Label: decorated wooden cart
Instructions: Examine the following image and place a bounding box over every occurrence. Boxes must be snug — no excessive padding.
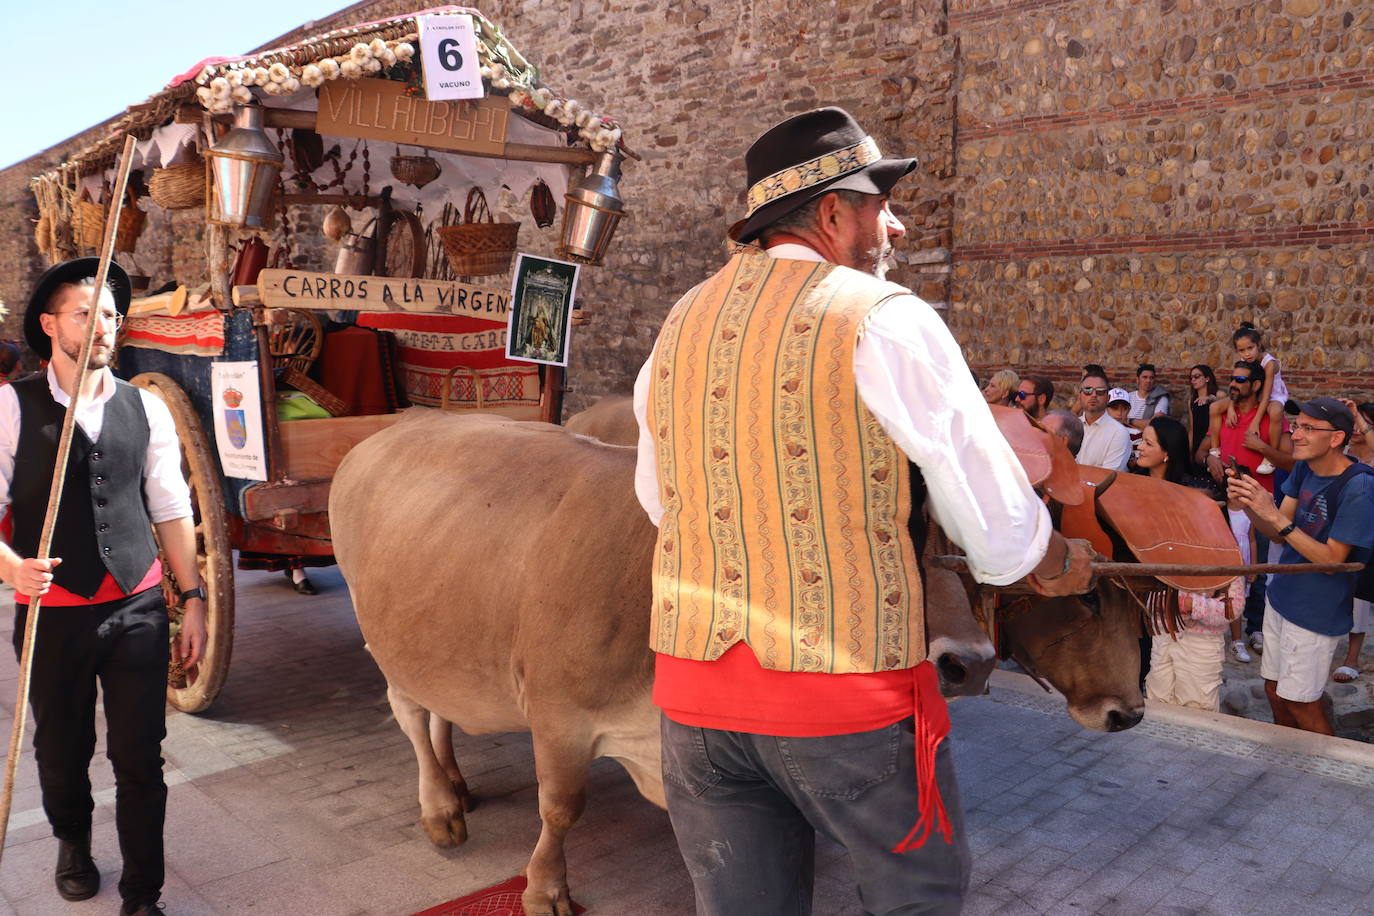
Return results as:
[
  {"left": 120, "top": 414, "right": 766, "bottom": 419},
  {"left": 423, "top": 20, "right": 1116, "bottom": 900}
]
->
[{"left": 30, "top": 7, "right": 632, "bottom": 712}]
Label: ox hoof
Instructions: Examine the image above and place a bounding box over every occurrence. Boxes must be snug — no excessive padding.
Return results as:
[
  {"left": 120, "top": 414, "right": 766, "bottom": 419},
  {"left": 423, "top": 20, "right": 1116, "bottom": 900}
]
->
[
  {"left": 521, "top": 885, "right": 575, "bottom": 916},
  {"left": 453, "top": 781, "right": 477, "bottom": 813},
  {"left": 421, "top": 809, "right": 468, "bottom": 848}
]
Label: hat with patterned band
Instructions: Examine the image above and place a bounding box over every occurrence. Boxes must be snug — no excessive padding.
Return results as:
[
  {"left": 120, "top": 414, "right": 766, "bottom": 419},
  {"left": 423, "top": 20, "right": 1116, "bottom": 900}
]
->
[{"left": 732, "top": 107, "right": 919, "bottom": 244}]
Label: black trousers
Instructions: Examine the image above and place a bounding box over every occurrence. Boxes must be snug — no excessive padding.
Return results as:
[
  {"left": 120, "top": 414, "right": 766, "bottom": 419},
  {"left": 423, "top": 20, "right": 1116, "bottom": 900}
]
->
[{"left": 13, "top": 588, "right": 168, "bottom": 906}]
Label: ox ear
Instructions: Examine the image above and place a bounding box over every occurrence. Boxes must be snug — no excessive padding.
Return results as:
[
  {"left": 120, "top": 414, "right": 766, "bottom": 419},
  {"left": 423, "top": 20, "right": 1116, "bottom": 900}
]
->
[{"left": 991, "top": 406, "right": 1084, "bottom": 506}]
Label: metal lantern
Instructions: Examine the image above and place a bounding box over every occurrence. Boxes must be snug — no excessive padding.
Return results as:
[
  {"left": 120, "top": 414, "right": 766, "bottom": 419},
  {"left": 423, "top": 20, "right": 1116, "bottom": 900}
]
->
[
  {"left": 206, "top": 103, "right": 284, "bottom": 228},
  {"left": 559, "top": 150, "right": 627, "bottom": 265}
]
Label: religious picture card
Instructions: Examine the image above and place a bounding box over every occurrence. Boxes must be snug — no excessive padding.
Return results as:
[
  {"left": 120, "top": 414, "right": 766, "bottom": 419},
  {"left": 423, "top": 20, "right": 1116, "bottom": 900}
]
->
[{"left": 505, "top": 254, "right": 579, "bottom": 367}]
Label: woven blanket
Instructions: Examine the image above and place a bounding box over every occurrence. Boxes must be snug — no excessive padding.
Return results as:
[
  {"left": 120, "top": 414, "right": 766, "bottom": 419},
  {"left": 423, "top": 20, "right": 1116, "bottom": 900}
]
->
[
  {"left": 122, "top": 312, "right": 226, "bottom": 357},
  {"left": 358, "top": 314, "right": 540, "bottom": 409}
]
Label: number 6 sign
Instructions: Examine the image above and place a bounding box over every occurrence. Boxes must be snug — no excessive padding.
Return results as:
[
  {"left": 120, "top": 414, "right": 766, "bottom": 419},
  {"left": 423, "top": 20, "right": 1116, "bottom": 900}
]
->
[{"left": 418, "top": 13, "right": 484, "bottom": 101}]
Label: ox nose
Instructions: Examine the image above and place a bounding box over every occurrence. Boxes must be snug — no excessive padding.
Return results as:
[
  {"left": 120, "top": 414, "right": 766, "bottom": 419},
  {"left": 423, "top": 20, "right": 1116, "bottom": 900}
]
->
[
  {"left": 936, "top": 651, "right": 996, "bottom": 698},
  {"left": 1104, "top": 705, "right": 1144, "bottom": 732}
]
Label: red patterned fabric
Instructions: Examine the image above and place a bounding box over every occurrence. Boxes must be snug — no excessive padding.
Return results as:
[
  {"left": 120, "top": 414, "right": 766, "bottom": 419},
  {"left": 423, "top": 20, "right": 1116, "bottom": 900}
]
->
[
  {"left": 411, "top": 876, "right": 584, "bottom": 916},
  {"left": 357, "top": 314, "right": 539, "bottom": 409},
  {"left": 122, "top": 313, "right": 226, "bottom": 357}
]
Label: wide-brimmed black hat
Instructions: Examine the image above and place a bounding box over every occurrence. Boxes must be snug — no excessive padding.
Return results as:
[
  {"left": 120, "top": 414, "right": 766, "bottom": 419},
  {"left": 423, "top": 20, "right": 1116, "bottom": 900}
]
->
[
  {"left": 25, "top": 257, "right": 131, "bottom": 360},
  {"left": 732, "top": 107, "right": 919, "bottom": 244}
]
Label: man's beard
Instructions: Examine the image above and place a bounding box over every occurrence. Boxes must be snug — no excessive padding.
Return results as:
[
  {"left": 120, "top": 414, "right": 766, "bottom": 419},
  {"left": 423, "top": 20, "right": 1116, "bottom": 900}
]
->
[
  {"left": 854, "top": 239, "right": 895, "bottom": 279},
  {"left": 1228, "top": 385, "right": 1242, "bottom": 399},
  {"left": 58, "top": 334, "right": 112, "bottom": 370}
]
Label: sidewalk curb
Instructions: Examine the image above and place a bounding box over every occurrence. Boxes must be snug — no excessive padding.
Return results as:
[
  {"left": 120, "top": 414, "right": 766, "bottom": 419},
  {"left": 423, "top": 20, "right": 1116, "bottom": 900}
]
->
[{"left": 987, "top": 667, "right": 1374, "bottom": 769}]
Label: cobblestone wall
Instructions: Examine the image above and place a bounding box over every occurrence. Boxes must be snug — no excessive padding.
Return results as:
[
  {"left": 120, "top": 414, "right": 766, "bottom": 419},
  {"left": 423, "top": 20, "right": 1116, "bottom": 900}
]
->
[
  {"left": 0, "top": 0, "right": 1370, "bottom": 406},
  {"left": 951, "top": 0, "right": 1374, "bottom": 400}
]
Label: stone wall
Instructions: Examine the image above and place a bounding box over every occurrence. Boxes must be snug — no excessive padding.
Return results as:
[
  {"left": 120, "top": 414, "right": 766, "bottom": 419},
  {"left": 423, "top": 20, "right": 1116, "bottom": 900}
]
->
[
  {"left": 950, "top": 0, "right": 1374, "bottom": 403},
  {"left": 1, "top": 0, "right": 1370, "bottom": 408}
]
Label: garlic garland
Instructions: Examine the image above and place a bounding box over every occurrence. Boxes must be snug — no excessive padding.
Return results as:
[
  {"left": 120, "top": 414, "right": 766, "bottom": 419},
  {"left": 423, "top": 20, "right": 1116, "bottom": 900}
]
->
[{"left": 188, "top": 32, "right": 623, "bottom": 153}]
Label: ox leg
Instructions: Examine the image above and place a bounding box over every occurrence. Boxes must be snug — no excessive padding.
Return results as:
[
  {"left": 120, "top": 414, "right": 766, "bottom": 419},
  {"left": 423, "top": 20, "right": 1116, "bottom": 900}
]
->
[
  {"left": 522, "top": 731, "right": 592, "bottom": 916},
  {"left": 387, "top": 685, "right": 469, "bottom": 847},
  {"left": 428, "top": 715, "right": 476, "bottom": 812}
]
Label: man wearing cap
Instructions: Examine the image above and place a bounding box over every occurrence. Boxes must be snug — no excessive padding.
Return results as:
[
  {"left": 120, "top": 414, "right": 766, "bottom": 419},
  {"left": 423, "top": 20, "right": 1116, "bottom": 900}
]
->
[
  {"left": 1076, "top": 370, "right": 1132, "bottom": 471},
  {"left": 0, "top": 259, "right": 205, "bottom": 916},
  {"left": 633, "top": 107, "right": 1094, "bottom": 914},
  {"left": 1228, "top": 397, "right": 1374, "bottom": 735}
]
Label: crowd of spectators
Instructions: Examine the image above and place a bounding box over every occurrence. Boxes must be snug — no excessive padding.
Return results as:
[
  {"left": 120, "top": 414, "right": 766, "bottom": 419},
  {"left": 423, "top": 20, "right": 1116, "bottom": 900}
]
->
[{"left": 980, "top": 324, "right": 1374, "bottom": 737}]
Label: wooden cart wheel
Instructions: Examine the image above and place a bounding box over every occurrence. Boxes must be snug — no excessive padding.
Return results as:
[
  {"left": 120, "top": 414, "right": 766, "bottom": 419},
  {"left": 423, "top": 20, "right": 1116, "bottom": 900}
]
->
[
  {"left": 379, "top": 209, "right": 426, "bottom": 278},
  {"left": 130, "top": 372, "right": 235, "bottom": 713}
]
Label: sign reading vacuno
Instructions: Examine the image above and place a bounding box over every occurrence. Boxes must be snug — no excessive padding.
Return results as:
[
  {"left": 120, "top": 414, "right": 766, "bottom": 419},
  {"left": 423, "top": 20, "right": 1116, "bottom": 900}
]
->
[{"left": 418, "top": 13, "right": 484, "bottom": 101}]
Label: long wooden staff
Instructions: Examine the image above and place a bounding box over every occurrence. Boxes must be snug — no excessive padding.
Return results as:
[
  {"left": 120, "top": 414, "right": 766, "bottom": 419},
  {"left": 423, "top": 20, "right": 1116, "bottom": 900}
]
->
[{"left": 0, "top": 134, "right": 139, "bottom": 860}]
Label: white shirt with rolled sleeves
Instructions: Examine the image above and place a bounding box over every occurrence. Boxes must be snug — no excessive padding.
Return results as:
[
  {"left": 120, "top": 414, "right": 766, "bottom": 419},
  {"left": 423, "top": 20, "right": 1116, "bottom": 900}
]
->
[
  {"left": 1077, "top": 412, "right": 1132, "bottom": 472},
  {"left": 0, "top": 366, "right": 192, "bottom": 523},
  {"left": 633, "top": 243, "right": 1053, "bottom": 587}
]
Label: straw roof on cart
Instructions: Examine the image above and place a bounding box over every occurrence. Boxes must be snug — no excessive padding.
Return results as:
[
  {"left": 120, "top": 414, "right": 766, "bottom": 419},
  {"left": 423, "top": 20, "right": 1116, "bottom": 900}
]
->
[{"left": 38, "top": 5, "right": 625, "bottom": 184}]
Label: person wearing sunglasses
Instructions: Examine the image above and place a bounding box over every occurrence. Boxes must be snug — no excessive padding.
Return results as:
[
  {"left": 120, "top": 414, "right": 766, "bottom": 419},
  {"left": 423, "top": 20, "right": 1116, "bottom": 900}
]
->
[
  {"left": 1207, "top": 359, "right": 1294, "bottom": 653},
  {"left": 1075, "top": 369, "right": 1131, "bottom": 471},
  {"left": 1014, "top": 376, "right": 1053, "bottom": 420},
  {"left": 1227, "top": 397, "right": 1374, "bottom": 735}
]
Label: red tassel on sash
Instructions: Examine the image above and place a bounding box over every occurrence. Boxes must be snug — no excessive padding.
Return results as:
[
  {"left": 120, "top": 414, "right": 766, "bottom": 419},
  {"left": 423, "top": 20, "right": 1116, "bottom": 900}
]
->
[{"left": 891, "top": 661, "right": 953, "bottom": 852}]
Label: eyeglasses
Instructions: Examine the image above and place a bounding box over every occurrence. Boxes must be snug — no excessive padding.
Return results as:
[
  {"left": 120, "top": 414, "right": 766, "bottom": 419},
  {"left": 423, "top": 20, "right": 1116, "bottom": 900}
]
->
[
  {"left": 1189, "top": 373, "right": 1204, "bottom": 379},
  {"left": 51, "top": 309, "right": 124, "bottom": 330},
  {"left": 1293, "top": 423, "right": 1339, "bottom": 435},
  {"left": 1080, "top": 386, "right": 1109, "bottom": 396},
  {"left": 1014, "top": 391, "right": 1030, "bottom": 400},
  {"left": 1230, "top": 375, "right": 1252, "bottom": 384}
]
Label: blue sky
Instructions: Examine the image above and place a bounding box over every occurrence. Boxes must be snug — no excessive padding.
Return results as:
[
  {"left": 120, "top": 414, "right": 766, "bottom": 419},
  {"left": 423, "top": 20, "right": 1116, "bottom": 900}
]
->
[{"left": 0, "top": 0, "right": 348, "bottom": 170}]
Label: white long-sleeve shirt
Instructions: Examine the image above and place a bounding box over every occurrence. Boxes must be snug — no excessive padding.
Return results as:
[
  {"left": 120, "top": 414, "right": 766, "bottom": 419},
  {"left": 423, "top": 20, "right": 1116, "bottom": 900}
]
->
[
  {"left": 633, "top": 243, "right": 1052, "bottom": 587},
  {"left": 0, "top": 366, "right": 192, "bottom": 524}
]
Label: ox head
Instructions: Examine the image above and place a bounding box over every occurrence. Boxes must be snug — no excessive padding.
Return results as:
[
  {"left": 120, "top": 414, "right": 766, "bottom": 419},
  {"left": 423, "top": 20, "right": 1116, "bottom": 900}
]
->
[
  {"left": 999, "top": 585, "right": 1145, "bottom": 732},
  {"left": 925, "top": 565, "right": 997, "bottom": 698}
]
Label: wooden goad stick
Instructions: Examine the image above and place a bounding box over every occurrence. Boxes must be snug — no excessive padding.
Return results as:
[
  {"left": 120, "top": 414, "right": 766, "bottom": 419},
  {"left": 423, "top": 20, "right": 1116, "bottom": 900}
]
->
[{"left": 0, "top": 133, "right": 140, "bottom": 861}]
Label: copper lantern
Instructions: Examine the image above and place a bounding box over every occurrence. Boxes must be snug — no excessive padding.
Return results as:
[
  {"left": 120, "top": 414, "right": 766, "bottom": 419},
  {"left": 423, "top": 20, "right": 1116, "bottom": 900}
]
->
[
  {"left": 559, "top": 151, "right": 627, "bottom": 265},
  {"left": 206, "top": 103, "right": 283, "bottom": 228}
]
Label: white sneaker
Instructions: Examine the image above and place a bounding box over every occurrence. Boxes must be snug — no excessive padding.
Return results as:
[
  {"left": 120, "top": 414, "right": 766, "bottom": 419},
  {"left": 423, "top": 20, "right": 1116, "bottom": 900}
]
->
[
  {"left": 1255, "top": 458, "right": 1275, "bottom": 475},
  {"left": 1248, "top": 631, "right": 1264, "bottom": 654},
  {"left": 1231, "top": 640, "right": 1253, "bottom": 663}
]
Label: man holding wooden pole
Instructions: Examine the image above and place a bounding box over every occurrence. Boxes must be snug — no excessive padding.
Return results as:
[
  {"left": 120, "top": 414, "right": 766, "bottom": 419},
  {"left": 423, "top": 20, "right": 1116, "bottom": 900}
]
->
[{"left": 0, "top": 257, "right": 206, "bottom": 916}]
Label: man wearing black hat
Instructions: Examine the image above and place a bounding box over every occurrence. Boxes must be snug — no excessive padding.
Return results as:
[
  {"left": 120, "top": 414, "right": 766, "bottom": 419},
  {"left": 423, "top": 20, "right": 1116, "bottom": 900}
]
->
[
  {"left": 1228, "top": 397, "right": 1374, "bottom": 735},
  {"left": 632, "top": 108, "right": 1093, "bottom": 913},
  {"left": 0, "top": 258, "right": 206, "bottom": 915}
]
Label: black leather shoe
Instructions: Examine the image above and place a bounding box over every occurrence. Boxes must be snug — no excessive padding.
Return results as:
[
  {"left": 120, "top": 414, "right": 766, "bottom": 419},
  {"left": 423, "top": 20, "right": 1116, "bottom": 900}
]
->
[
  {"left": 121, "top": 903, "right": 165, "bottom": 916},
  {"left": 54, "top": 832, "right": 99, "bottom": 901}
]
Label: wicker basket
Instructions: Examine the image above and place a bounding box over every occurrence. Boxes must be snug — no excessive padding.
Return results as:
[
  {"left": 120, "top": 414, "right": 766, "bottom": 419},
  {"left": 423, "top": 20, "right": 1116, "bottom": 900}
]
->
[
  {"left": 437, "top": 188, "right": 519, "bottom": 277},
  {"left": 149, "top": 156, "right": 207, "bottom": 210},
  {"left": 390, "top": 152, "right": 441, "bottom": 189},
  {"left": 72, "top": 186, "right": 146, "bottom": 253}
]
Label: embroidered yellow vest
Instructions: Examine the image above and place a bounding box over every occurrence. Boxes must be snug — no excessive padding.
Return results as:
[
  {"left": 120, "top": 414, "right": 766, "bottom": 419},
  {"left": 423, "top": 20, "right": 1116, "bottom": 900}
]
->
[{"left": 648, "top": 248, "right": 926, "bottom": 674}]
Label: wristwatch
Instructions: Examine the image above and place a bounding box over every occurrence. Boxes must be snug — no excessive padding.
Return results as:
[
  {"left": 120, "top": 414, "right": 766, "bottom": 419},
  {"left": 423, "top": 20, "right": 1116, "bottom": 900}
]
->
[
  {"left": 1275, "top": 522, "right": 1297, "bottom": 540},
  {"left": 178, "top": 585, "right": 207, "bottom": 604}
]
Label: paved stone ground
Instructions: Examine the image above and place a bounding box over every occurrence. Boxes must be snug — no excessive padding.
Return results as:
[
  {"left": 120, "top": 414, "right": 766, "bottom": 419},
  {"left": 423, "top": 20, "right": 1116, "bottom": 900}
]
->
[{"left": 1, "top": 568, "right": 1373, "bottom": 915}]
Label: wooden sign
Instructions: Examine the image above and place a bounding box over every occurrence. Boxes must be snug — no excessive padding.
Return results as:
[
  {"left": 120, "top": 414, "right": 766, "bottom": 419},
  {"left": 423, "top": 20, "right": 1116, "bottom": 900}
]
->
[
  {"left": 316, "top": 78, "right": 508, "bottom": 157},
  {"left": 255, "top": 269, "right": 507, "bottom": 324}
]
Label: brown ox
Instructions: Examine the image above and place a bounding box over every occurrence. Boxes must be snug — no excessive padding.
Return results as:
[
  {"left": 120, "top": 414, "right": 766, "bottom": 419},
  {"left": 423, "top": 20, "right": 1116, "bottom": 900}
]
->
[{"left": 332, "top": 410, "right": 1141, "bottom": 916}]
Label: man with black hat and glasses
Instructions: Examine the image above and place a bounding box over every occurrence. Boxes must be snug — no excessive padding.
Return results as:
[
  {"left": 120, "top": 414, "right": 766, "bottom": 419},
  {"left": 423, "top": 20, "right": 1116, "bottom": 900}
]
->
[
  {"left": 633, "top": 107, "right": 1094, "bottom": 914},
  {"left": 1228, "top": 397, "right": 1374, "bottom": 735},
  {"left": 0, "top": 258, "right": 205, "bottom": 915}
]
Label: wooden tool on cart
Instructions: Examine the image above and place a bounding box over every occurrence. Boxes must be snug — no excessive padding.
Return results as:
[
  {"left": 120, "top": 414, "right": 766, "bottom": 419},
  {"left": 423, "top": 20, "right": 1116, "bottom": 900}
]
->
[{"left": 0, "top": 135, "right": 139, "bottom": 862}]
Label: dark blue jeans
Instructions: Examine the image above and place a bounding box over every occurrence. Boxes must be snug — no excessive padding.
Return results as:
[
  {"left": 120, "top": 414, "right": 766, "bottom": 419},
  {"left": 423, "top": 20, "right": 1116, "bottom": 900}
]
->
[
  {"left": 14, "top": 589, "right": 169, "bottom": 908},
  {"left": 1244, "top": 529, "right": 1272, "bottom": 635},
  {"left": 660, "top": 714, "right": 969, "bottom": 915}
]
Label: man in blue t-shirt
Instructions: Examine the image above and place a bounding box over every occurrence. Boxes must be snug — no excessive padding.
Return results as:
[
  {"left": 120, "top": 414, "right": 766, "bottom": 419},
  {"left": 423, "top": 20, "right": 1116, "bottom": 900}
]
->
[{"left": 1228, "top": 397, "right": 1374, "bottom": 735}]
